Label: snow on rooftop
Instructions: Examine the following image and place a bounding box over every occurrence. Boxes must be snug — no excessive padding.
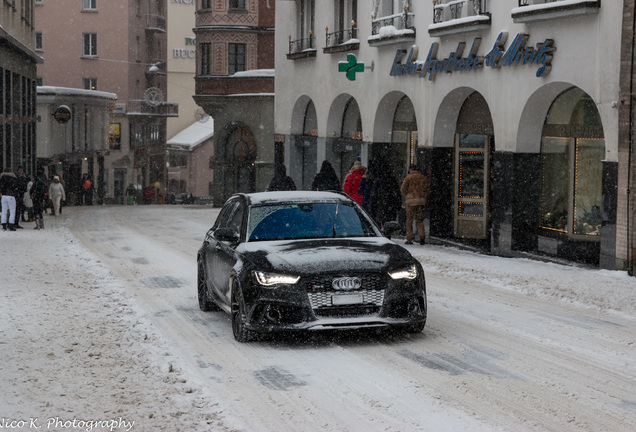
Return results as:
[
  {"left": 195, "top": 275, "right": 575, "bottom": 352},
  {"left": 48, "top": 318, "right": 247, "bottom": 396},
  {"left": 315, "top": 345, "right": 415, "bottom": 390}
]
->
[
  {"left": 37, "top": 85, "right": 117, "bottom": 100},
  {"left": 232, "top": 69, "right": 275, "bottom": 78},
  {"left": 166, "top": 117, "right": 214, "bottom": 150}
]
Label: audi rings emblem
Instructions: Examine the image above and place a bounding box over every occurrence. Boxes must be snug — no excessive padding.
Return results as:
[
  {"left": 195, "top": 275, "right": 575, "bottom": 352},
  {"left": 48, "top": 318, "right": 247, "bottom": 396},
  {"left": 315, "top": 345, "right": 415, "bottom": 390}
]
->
[{"left": 332, "top": 277, "right": 362, "bottom": 290}]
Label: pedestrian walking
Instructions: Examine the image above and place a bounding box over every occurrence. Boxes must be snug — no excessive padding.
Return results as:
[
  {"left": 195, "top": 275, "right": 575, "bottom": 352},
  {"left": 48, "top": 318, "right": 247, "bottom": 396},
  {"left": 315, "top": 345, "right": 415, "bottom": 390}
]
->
[
  {"left": 311, "top": 160, "right": 341, "bottom": 192},
  {"left": 79, "top": 173, "right": 95, "bottom": 205},
  {"left": 266, "top": 164, "right": 296, "bottom": 191},
  {"left": 401, "top": 163, "right": 430, "bottom": 245},
  {"left": 357, "top": 167, "right": 375, "bottom": 213},
  {"left": 48, "top": 176, "right": 66, "bottom": 217},
  {"left": 369, "top": 165, "right": 401, "bottom": 228},
  {"left": 343, "top": 160, "right": 366, "bottom": 205},
  {"left": 126, "top": 184, "right": 136, "bottom": 205},
  {"left": 0, "top": 167, "right": 19, "bottom": 231},
  {"left": 14, "top": 165, "right": 27, "bottom": 228},
  {"left": 24, "top": 177, "right": 34, "bottom": 222},
  {"left": 31, "top": 170, "right": 48, "bottom": 230}
]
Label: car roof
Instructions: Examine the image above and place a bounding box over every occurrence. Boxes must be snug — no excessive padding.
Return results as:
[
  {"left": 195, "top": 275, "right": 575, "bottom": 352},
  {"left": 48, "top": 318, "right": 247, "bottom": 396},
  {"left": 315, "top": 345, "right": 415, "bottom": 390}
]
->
[{"left": 235, "top": 191, "right": 354, "bottom": 206}]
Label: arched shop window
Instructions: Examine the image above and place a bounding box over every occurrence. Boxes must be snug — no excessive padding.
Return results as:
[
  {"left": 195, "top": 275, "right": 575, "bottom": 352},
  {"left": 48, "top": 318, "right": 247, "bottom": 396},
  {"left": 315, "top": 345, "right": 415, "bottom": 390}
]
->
[
  {"left": 540, "top": 88, "right": 605, "bottom": 239},
  {"left": 229, "top": 127, "right": 256, "bottom": 193},
  {"left": 303, "top": 101, "right": 317, "bottom": 136},
  {"left": 392, "top": 96, "right": 417, "bottom": 176},
  {"left": 341, "top": 98, "right": 361, "bottom": 140}
]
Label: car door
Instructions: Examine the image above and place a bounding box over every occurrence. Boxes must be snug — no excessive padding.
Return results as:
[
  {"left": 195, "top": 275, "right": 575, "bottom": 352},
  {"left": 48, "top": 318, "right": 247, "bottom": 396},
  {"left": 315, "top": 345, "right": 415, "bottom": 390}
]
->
[
  {"left": 209, "top": 199, "right": 245, "bottom": 307},
  {"left": 204, "top": 199, "right": 237, "bottom": 305}
]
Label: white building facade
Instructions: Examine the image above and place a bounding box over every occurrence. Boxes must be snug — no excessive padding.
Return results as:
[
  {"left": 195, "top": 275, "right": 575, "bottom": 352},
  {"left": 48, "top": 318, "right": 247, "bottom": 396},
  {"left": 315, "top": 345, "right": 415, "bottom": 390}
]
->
[{"left": 274, "top": 0, "right": 631, "bottom": 270}]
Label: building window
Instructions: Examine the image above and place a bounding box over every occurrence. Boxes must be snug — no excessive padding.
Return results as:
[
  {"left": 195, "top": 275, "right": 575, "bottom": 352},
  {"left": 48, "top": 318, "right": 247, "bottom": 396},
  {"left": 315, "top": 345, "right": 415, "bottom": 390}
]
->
[
  {"left": 229, "top": 0, "right": 245, "bottom": 9},
  {"left": 201, "top": 0, "right": 211, "bottom": 9},
  {"left": 169, "top": 154, "right": 187, "bottom": 168},
  {"left": 83, "top": 0, "right": 97, "bottom": 10},
  {"left": 82, "top": 33, "right": 97, "bottom": 57},
  {"left": 35, "top": 32, "right": 43, "bottom": 50},
  {"left": 200, "top": 42, "right": 211, "bottom": 75},
  {"left": 36, "top": 77, "right": 43, "bottom": 86},
  {"left": 5, "top": 69, "right": 11, "bottom": 116},
  {"left": 83, "top": 78, "right": 97, "bottom": 90},
  {"left": 228, "top": 43, "right": 245, "bottom": 75},
  {"left": 540, "top": 88, "right": 605, "bottom": 239},
  {"left": 290, "top": 0, "right": 315, "bottom": 54}
]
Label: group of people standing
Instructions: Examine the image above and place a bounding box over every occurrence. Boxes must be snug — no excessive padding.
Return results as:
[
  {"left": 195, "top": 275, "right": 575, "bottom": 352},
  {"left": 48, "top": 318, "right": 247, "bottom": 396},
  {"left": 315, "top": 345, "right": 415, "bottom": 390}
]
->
[
  {"left": 0, "top": 166, "right": 67, "bottom": 231},
  {"left": 266, "top": 159, "right": 431, "bottom": 245}
]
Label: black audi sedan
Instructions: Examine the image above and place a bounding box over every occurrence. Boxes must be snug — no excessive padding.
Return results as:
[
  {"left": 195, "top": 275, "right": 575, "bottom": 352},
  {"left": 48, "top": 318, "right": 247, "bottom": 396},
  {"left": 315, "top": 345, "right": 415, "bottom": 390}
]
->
[{"left": 197, "top": 191, "right": 427, "bottom": 342}]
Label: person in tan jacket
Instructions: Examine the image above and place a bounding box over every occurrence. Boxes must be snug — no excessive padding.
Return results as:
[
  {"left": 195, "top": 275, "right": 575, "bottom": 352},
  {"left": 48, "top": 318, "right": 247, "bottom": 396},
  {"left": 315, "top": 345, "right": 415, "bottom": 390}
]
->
[{"left": 401, "top": 164, "right": 430, "bottom": 245}]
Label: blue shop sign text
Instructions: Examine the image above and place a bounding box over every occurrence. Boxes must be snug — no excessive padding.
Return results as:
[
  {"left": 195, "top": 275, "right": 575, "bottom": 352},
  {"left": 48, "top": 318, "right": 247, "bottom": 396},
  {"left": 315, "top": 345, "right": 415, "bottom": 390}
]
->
[{"left": 390, "top": 32, "right": 556, "bottom": 81}]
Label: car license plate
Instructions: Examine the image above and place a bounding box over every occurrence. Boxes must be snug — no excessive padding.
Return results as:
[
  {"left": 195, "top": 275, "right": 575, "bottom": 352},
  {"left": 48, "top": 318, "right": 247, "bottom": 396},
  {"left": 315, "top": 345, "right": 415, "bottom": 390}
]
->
[{"left": 331, "top": 293, "right": 363, "bottom": 305}]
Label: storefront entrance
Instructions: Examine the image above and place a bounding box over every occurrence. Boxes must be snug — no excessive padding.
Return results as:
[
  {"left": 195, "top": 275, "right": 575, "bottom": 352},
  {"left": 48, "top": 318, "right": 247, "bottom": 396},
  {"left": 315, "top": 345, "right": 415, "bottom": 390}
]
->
[
  {"left": 453, "top": 92, "right": 494, "bottom": 240},
  {"left": 454, "top": 133, "right": 491, "bottom": 239}
]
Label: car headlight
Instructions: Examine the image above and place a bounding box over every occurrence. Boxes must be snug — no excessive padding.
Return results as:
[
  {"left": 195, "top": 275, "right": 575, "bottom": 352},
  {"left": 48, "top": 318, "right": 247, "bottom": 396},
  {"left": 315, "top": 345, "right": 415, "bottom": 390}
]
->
[
  {"left": 388, "top": 264, "right": 418, "bottom": 280},
  {"left": 253, "top": 271, "right": 300, "bottom": 287}
]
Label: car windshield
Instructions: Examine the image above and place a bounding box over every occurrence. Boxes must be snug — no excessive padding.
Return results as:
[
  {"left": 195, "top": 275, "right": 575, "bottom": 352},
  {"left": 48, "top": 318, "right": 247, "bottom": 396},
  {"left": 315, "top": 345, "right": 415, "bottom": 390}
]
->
[{"left": 247, "top": 202, "right": 377, "bottom": 241}]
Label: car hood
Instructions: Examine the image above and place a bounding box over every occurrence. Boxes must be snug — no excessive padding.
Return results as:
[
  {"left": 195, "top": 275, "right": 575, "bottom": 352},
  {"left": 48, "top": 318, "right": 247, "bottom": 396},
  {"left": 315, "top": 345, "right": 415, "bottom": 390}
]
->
[{"left": 237, "top": 237, "right": 414, "bottom": 274}]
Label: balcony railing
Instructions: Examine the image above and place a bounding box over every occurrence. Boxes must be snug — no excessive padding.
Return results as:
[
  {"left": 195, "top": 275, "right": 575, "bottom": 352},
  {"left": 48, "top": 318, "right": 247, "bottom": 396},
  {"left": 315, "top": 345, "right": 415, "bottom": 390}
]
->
[
  {"left": 512, "top": 0, "right": 600, "bottom": 23},
  {"left": 127, "top": 100, "right": 178, "bottom": 117},
  {"left": 433, "top": 0, "right": 489, "bottom": 24},
  {"left": 371, "top": 9, "right": 415, "bottom": 36},
  {"left": 325, "top": 27, "right": 358, "bottom": 47},
  {"left": 288, "top": 33, "right": 314, "bottom": 54},
  {"left": 146, "top": 14, "right": 166, "bottom": 32},
  {"left": 518, "top": 0, "right": 559, "bottom": 5}
]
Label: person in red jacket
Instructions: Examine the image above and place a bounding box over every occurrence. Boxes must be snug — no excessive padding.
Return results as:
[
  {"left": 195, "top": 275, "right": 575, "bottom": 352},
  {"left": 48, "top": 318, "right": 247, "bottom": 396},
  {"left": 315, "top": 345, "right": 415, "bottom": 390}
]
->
[{"left": 343, "top": 160, "right": 366, "bottom": 205}]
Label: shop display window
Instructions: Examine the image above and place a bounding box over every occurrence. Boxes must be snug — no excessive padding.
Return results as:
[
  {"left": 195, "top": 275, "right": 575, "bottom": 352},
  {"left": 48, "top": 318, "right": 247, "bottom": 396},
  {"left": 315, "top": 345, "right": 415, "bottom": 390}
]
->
[
  {"left": 573, "top": 138, "right": 603, "bottom": 236},
  {"left": 540, "top": 136, "right": 603, "bottom": 237},
  {"left": 541, "top": 137, "right": 569, "bottom": 232},
  {"left": 458, "top": 150, "right": 484, "bottom": 199},
  {"left": 540, "top": 87, "right": 604, "bottom": 240}
]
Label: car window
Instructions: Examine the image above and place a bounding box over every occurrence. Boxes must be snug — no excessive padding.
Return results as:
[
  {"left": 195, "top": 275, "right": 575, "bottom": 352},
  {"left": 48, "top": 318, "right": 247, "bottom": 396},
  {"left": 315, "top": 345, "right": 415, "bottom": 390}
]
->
[
  {"left": 228, "top": 202, "right": 244, "bottom": 235},
  {"left": 248, "top": 203, "right": 376, "bottom": 241},
  {"left": 214, "top": 199, "right": 238, "bottom": 229}
]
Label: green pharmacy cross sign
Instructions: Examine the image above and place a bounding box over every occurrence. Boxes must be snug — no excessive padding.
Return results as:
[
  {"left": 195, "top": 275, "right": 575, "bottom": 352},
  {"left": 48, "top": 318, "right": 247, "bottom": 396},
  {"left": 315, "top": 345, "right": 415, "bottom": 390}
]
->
[{"left": 339, "top": 53, "right": 365, "bottom": 81}]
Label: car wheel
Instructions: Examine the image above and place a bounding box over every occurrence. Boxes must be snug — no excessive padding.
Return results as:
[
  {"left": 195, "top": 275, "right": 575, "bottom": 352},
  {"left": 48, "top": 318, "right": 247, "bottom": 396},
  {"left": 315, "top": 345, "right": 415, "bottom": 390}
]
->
[
  {"left": 197, "top": 257, "right": 219, "bottom": 311},
  {"left": 231, "top": 280, "right": 256, "bottom": 342}
]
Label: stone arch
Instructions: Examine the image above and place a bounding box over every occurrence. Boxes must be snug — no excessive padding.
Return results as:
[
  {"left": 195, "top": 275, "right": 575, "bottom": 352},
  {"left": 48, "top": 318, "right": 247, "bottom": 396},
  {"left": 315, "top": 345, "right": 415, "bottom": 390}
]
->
[
  {"left": 516, "top": 82, "right": 575, "bottom": 153},
  {"left": 290, "top": 95, "right": 318, "bottom": 136}
]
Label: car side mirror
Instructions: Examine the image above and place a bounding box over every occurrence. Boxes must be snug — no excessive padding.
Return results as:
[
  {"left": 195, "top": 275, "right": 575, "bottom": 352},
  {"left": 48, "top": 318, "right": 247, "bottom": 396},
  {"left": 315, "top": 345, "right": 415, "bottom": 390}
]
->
[
  {"left": 214, "top": 227, "right": 239, "bottom": 243},
  {"left": 382, "top": 221, "right": 400, "bottom": 238}
]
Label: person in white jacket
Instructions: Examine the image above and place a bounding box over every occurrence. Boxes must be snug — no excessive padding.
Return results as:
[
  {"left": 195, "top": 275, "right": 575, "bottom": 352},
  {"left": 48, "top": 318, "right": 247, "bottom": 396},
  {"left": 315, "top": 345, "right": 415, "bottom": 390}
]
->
[
  {"left": 48, "top": 176, "right": 66, "bottom": 216},
  {"left": 23, "top": 178, "right": 34, "bottom": 222}
]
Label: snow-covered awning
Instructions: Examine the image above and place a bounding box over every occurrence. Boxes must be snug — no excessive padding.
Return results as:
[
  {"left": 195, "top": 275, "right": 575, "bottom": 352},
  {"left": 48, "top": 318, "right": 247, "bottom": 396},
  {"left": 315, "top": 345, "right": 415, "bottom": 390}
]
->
[{"left": 166, "top": 117, "right": 214, "bottom": 151}]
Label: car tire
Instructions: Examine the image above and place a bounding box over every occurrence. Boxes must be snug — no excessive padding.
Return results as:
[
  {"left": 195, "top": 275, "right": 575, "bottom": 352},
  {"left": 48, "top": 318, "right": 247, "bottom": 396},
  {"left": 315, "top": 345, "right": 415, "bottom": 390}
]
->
[
  {"left": 231, "top": 280, "right": 257, "bottom": 342},
  {"left": 197, "top": 257, "right": 219, "bottom": 311}
]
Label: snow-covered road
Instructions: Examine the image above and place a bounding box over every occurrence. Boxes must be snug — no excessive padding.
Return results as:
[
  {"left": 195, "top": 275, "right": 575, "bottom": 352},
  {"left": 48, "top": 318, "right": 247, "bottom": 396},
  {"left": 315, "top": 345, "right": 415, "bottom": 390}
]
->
[{"left": 2, "top": 205, "right": 635, "bottom": 431}]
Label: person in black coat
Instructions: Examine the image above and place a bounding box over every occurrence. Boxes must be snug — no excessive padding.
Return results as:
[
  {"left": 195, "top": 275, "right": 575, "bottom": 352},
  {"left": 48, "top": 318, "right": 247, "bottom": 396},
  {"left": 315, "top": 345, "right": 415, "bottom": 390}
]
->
[
  {"left": 369, "top": 167, "right": 402, "bottom": 228},
  {"left": 14, "top": 165, "right": 27, "bottom": 228},
  {"left": 0, "top": 167, "right": 19, "bottom": 231},
  {"left": 31, "top": 170, "right": 49, "bottom": 230},
  {"left": 267, "top": 164, "right": 297, "bottom": 191},
  {"left": 358, "top": 167, "right": 375, "bottom": 213},
  {"left": 311, "top": 160, "right": 341, "bottom": 192}
]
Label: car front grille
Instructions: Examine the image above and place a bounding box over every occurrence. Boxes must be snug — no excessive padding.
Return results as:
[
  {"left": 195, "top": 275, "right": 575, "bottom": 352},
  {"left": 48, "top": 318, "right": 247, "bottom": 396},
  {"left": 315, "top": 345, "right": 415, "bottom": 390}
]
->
[{"left": 305, "top": 274, "right": 386, "bottom": 316}]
